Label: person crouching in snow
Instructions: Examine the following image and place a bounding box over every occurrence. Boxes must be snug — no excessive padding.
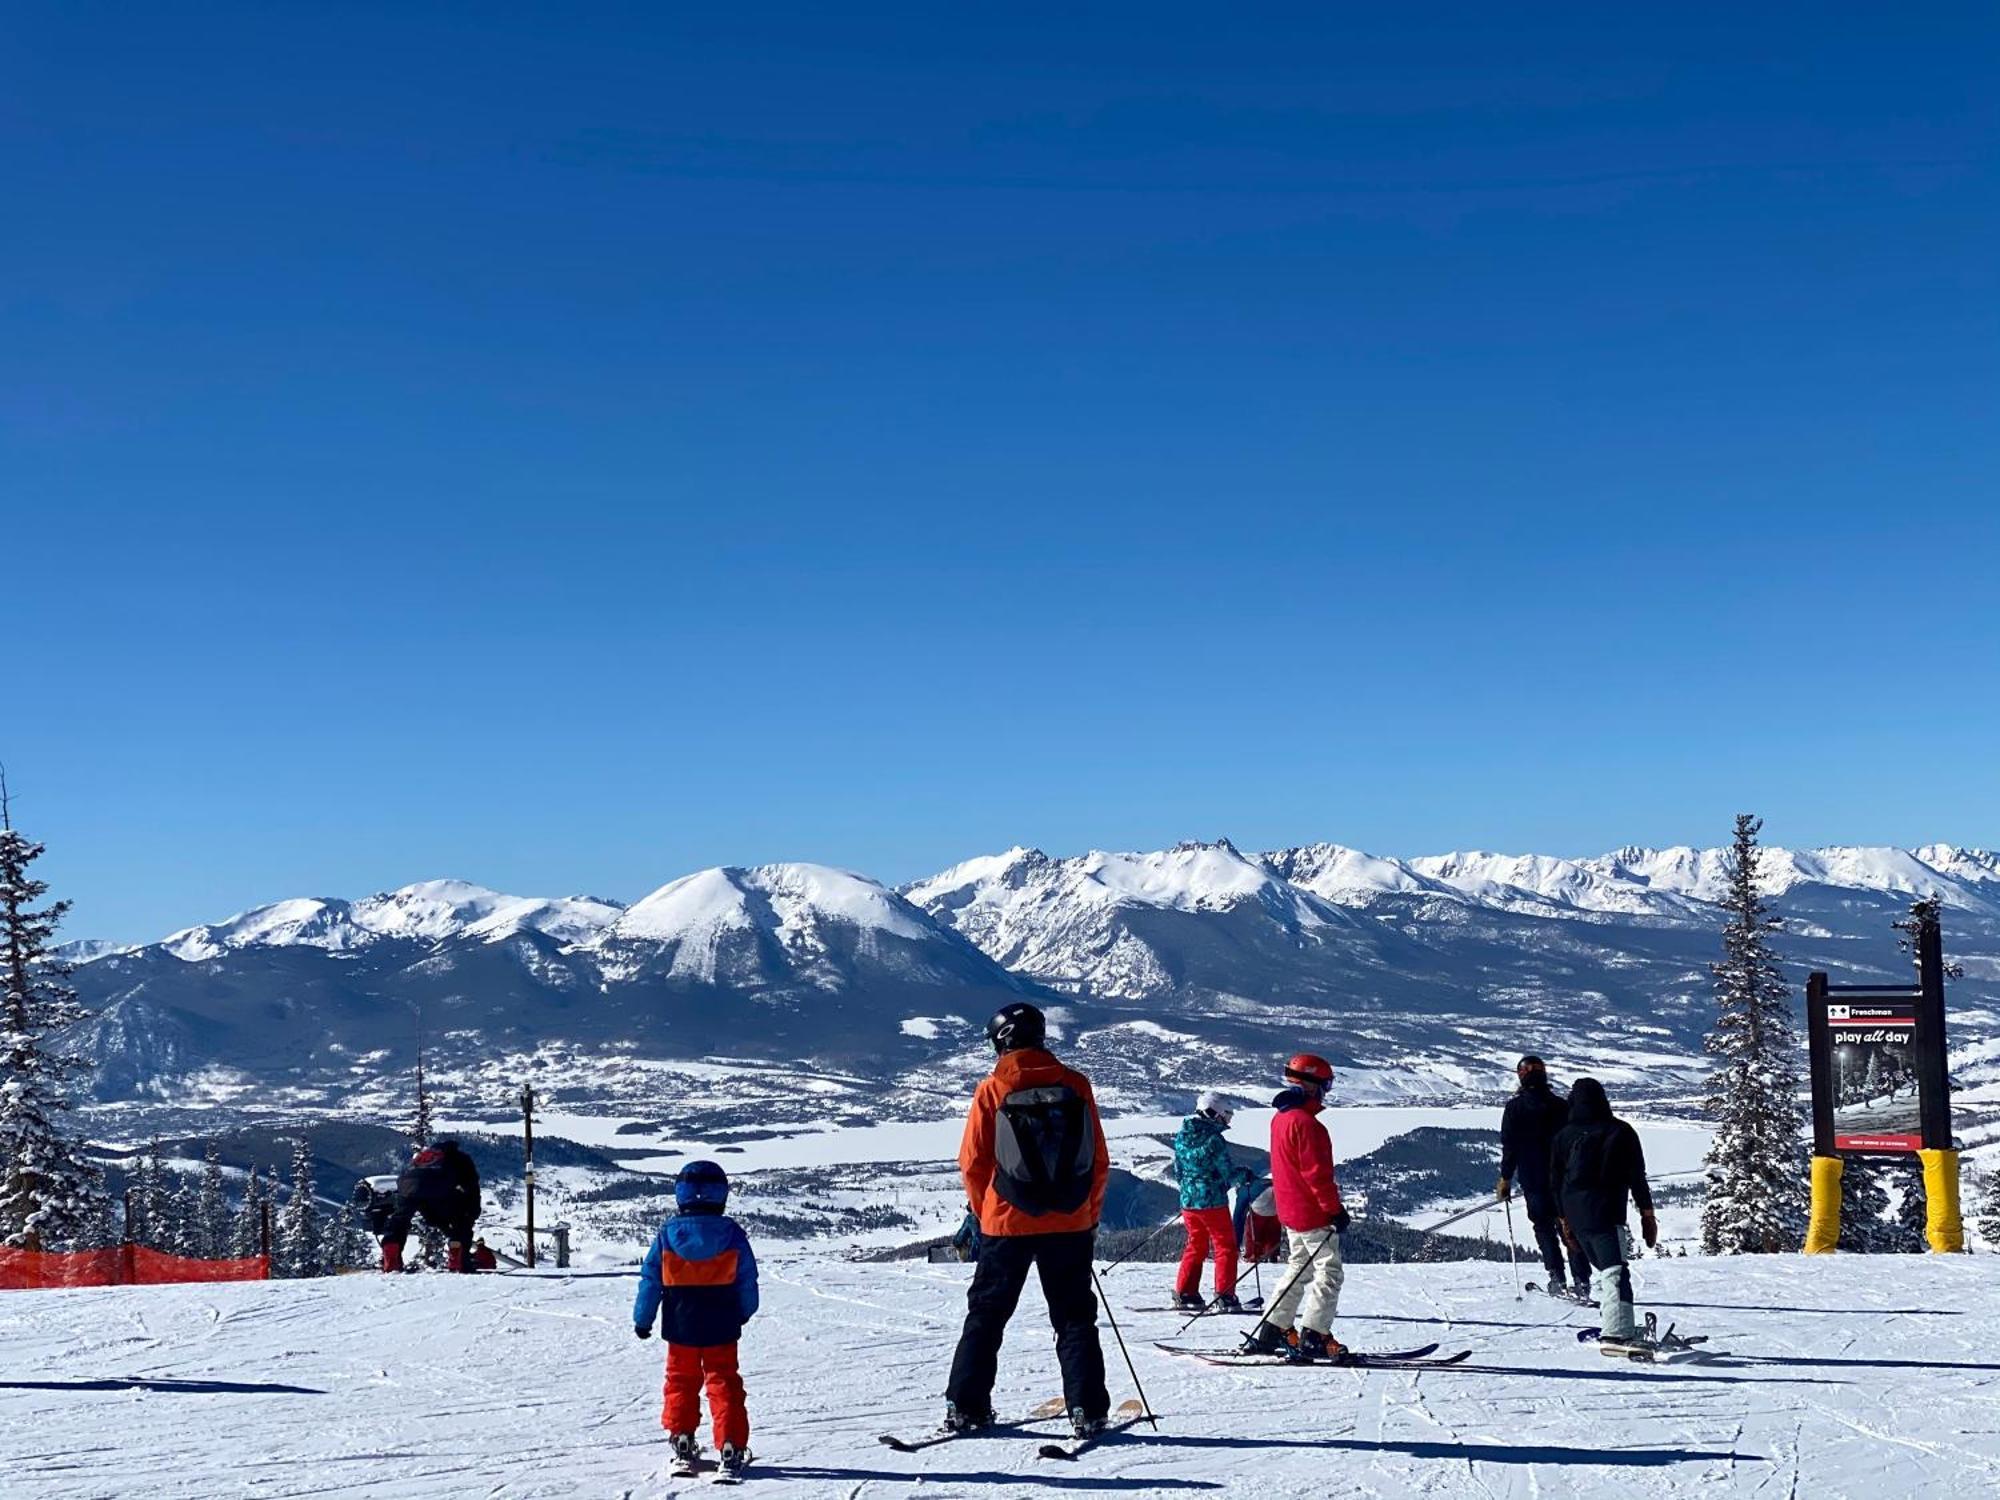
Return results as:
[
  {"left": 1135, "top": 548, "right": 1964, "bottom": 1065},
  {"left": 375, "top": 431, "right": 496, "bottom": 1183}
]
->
[
  {"left": 1171, "top": 1091, "right": 1252, "bottom": 1311},
  {"left": 634, "top": 1160, "right": 760, "bottom": 1481},
  {"left": 1548, "top": 1077, "right": 1657, "bottom": 1347},
  {"left": 1242, "top": 1054, "right": 1350, "bottom": 1363}
]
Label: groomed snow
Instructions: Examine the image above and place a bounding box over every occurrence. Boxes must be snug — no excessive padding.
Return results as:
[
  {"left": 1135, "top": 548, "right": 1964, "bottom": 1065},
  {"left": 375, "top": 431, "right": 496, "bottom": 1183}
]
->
[{"left": 5, "top": 1253, "right": 1995, "bottom": 1497}]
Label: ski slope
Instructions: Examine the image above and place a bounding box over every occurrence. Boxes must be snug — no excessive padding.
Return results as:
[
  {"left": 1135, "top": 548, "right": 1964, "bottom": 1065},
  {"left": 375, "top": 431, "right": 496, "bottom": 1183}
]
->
[{"left": 2, "top": 1253, "right": 1996, "bottom": 1497}]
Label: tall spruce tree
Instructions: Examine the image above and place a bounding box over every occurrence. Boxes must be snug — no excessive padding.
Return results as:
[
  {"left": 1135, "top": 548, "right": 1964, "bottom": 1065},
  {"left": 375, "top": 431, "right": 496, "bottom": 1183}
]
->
[
  {"left": 1699, "top": 814, "right": 1809, "bottom": 1254},
  {"left": 0, "top": 779, "right": 101, "bottom": 1248},
  {"left": 1888, "top": 1158, "right": 1928, "bottom": 1253},
  {"left": 137, "top": 1141, "right": 176, "bottom": 1251},
  {"left": 232, "top": 1164, "right": 268, "bottom": 1259},
  {"left": 193, "top": 1142, "right": 230, "bottom": 1259},
  {"left": 1837, "top": 1156, "right": 1893, "bottom": 1252},
  {"left": 277, "top": 1137, "right": 321, "bottom": 1278}
]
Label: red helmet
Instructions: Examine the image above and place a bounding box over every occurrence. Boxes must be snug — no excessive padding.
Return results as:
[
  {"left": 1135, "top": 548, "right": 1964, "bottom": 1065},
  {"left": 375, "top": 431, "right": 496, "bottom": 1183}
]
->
[{"left": 1284, "top": 1053, "right": 1334, "bottom": 1088}]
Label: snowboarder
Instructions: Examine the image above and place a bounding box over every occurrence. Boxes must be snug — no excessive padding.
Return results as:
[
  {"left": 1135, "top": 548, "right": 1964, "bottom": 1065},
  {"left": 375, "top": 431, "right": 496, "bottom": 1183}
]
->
[
  {"left": 944, "top": 1002, "right": 1112, "bottom": 1439},
  {"left": 1171, "top": 1092, "right": 1253, "bottom": 1310},
  {"left": 1496, "top": 1055, "right": 1593, "bottom": 1297},
  {"left": 377, "top": 1140, "right": 482, "bottom": 1273},
  {"left": 1548, "top": 1077, "right": 1658, "bottom": 1345},
  {"left": 1246, "top": 1054, "right": 1350, "bottom": 1362},
  {"left": 634, "top": 1160, "right": 760, "bottom": 1482}
]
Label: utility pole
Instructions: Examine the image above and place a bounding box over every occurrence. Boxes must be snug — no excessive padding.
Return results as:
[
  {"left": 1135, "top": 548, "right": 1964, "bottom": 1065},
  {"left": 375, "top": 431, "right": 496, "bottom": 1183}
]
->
[{"left": 520, "top": 1081, "right": 537, "bottom": 1270}]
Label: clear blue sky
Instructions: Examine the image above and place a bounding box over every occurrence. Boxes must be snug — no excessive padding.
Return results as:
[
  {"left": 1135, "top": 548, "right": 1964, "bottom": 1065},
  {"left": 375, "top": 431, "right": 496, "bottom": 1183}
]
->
[{"left": 5, "top": 4, "right": 1996, "bottom": 941}]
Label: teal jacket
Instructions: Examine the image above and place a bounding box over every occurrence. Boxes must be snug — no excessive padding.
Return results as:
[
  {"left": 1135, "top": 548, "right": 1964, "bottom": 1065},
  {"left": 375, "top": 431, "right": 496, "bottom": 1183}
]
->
[{"left": 1173, "top": 1114, "right": 1248, "bottom": 1210}]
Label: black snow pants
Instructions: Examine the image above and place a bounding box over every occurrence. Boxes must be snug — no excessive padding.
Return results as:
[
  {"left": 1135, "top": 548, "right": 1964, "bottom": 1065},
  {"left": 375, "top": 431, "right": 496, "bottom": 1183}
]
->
[
  {"left": 1523, "top": 1183, "right": 1592, "bottom": 1289},
  {"left": 381, "top": 1185, "right": 476, "bottom": 1253},
  {"left": 946, "top": 1229, "right": 1109, "bottom": 1421}
]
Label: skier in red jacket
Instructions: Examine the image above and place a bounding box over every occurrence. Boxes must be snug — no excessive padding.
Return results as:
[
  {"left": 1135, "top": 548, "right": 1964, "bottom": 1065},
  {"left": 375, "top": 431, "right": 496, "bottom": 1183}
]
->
[{"left": 1243, "top": 1054, "right": 1351, "bottom": 1362}]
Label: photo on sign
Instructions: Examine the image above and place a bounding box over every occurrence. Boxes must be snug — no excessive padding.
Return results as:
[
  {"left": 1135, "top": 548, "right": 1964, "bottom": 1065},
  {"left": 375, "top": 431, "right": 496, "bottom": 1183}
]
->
[{"left": 1831, "top": 1027, "right": 1921, "bottom": 1147}]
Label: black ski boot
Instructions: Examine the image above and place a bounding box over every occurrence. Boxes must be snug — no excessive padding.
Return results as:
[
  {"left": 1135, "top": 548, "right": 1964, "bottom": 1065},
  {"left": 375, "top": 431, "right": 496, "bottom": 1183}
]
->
[
  {"left": 1171, "top": 1291, "right": 1206, "bottom": 1311},
  {"left": 942, "top": 1401, "right": 993, "bottom": 1435},
  {"left": 1212, "top": 1293, "right": 1244, "bottom": 1313},
  {"left": 1069, "top": 1407, "right": 1107, "bottom": 1439},
  {"left": 1288, "top": 1329, "right": 1349, "bottom": 1364},
  {"left": 1240, "top": 1321, "right": 1290, "bottom": 1356}
]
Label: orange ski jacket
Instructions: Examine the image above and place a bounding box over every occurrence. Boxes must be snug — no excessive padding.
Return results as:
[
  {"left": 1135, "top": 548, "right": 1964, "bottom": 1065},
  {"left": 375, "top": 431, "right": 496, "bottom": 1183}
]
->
[{"left": 959, "top": 1048, "right": 1110, "bottom": 1238}]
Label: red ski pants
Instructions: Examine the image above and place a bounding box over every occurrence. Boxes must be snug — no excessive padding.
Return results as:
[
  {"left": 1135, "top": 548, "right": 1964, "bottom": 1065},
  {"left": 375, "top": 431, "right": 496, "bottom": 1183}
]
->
[
  {"left": 662, "top": 1341, "right": 749, "bottom": 1450},
  {"left": 1175, "top": 1205, "right": 1239, "bottom": 1298}
]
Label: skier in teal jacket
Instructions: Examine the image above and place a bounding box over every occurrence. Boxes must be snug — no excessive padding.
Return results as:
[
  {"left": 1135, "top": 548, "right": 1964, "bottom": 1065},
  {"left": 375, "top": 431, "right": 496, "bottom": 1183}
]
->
[{"left": 1171, "top": 1092, "right": 1253, "bottom": 1310}]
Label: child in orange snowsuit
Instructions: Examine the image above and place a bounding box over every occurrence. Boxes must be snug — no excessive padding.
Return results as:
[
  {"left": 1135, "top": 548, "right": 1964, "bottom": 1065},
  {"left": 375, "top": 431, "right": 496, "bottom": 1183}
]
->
[{"left": 634, "top": 1161, "right": 760, "bottom": 1479}]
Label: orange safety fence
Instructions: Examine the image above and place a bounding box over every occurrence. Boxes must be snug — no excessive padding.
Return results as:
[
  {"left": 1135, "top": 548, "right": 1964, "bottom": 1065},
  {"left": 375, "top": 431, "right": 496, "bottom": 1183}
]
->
[{"left": 0, "top": 1245, "right": 270, "bottom": 1290}]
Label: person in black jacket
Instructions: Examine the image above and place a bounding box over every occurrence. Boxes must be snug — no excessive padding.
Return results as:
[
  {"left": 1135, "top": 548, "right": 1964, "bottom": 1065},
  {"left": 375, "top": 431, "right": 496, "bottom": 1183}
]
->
[
  {"left": 1496, "top": 1056, "right": 1592, "bottom": 1296},
  {"left": 378, "top": 1140, "right": 483, "bottom": 1274},
  {"left": 1548, "top": 1077, "right": 1657, "bottom": 1343}
]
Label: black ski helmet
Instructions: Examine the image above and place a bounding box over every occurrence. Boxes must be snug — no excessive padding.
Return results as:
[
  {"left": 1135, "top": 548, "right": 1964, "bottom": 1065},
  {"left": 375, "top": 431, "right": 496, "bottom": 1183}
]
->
[{"left": 986, "top": 1002, "right": 1047, "bottom": 1054}]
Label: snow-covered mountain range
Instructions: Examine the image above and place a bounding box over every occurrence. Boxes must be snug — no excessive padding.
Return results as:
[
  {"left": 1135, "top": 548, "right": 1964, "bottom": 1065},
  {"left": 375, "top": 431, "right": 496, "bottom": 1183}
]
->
[{"left": 64, "top": 841, "right": 2000, "bottom": 1121}]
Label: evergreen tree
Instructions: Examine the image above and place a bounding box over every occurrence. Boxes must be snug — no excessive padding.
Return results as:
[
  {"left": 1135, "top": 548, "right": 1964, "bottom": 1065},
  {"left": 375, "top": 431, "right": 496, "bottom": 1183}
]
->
[
  {"left": 167, "top": 1169, "right": 204, "bottom": 1257},
  {"left": 410, "top": 1013, "right": 433, "bottom": 1150},
  {"left": 1699, "top": 814, "right": 1808, "bottom": 1254},
  {"left": 1837, "top": 1156, "right": 1892, "bottom": 1252},
  {"left": 1888, "top": 1158, "right": 1928, "bottom": 1253},
  {"left": 137, "top": 1141, "right": 176, "bottom": 1251},
  {"left": 193, "top": 1142, "right": 230, "bottom": 1259},
  {"left": 325, "top": 1198, "right": 368, "bottom": 1271},
  {"left": 277, "top": 1137, "right": 320, "bottom": 1278},
  {"left": 233, "top": 1164, "right": 268, "bottom": 1259},
  {"left": 0, "top": 781, "right": 101, "bottom": 1249},
  {"left": 1978, "top": 1163, "right": 2000, "bottom": 1252}
]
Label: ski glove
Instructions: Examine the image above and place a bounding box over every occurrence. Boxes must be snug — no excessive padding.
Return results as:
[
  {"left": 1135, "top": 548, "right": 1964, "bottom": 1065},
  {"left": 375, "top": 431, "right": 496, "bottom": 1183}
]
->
[
  {"left": 1495, "top": 1176, "right": 1511, "bottom": 1202},
  {"left": 1331, "top": 1208, "right": 1351, "bottom": 1234},
  {"left": 1639, "top": 1210, "right": 1658, "bottom": 1249},
  {"left": 634, "top": 1324, "right": 652, "bottom": 1340}
]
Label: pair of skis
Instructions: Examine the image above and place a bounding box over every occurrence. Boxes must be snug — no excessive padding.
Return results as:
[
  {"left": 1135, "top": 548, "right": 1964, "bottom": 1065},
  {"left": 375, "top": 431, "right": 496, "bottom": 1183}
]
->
[
  {"left": 1127, "top": 1297, "right": 1263, "bottom": 1316},
  {"left": 1525, "top": 1280, "right": 1595, "bottom": 1307},
  {"left": 1156, "top": 1339, "right": 1472, "bottom": 1370},
  {"left": 879, "top": 1397, "right": 1151, "bottom": 1462}
]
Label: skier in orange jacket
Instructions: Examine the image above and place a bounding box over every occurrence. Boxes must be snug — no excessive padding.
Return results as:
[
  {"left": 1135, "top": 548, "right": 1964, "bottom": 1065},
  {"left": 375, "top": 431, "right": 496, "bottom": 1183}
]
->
[{"left": 945, "top": 1002, "right": 1111, "bottom": 1439}]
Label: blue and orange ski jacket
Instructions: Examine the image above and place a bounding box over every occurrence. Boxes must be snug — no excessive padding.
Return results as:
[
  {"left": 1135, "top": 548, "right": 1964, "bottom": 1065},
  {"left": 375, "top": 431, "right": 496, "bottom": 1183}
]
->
[{"left": 633, "top": 1207, "right": 759, "bottom": 1348}]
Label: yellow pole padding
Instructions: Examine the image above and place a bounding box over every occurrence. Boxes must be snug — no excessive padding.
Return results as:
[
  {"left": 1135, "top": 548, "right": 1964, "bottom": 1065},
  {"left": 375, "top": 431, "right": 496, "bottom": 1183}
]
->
[
  {"left": 1804, "top": 1154, "right": 1842, "bottom": 1253},
  {"left": 1918, "top": 1148, "right": 1964, "bottom": 1253}
]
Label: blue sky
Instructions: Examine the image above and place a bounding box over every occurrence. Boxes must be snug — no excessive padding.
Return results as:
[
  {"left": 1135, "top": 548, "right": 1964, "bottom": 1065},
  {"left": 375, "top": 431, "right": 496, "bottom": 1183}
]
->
[{"left": 4, "top": 4, "right": 1996, "bottom": 941}]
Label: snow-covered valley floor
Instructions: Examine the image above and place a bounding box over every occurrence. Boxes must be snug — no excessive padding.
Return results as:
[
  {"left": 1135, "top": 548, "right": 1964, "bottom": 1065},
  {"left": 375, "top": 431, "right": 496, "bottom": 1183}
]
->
[{"left": 3, "top": 1253, "right": 1996, "bottom": 1498}]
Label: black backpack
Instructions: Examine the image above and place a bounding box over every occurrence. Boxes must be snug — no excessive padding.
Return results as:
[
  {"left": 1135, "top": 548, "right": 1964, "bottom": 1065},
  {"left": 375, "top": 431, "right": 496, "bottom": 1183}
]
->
[{"left": 993, "top": 1083, "right": 1096, "bottom": 1217}]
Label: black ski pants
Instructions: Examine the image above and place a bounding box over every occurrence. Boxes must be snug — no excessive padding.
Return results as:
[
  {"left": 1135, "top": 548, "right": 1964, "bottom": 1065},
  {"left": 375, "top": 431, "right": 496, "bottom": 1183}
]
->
[
  {"left": 946, "top": 1229, "right": 1109, "bottom": 1421},
  {"left": 1522, "top": 1184, "right": 1591, "bottom": 1288},
  {"left": 381, "top": 1189, "right": 476, "bottom": 1254}
]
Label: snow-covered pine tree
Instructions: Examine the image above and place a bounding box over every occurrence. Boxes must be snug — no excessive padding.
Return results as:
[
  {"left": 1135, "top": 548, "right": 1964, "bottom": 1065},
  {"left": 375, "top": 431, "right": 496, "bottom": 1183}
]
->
[
  {"left": 1837, "top": 1156, "right": 1892, "bottom": 1252},
  {"left": 1889, "top": 1158, "right": 1928, "bottom": 1253},
  {"left": 410, "top": 1016, "right": 433, "bottom": 1150},
  {"left": 232, "top": 1164, "right": 267, "bottom": 1259},
  {"left": 1699, "top": 814, "right": 1808, "bottom": 1255},
  {"left": 325, "top": 1198, "right": 368, "bottom": 1271},
  {"left": 138, "top": 1141, "right": 176, "bottom": 1251},
  {"left": 193, "top": 1142, "right": 229, "bottom": 1259},
  {"left": 167, "top": 1168, "right": 206, "bottom": 1257},
  {"left": 277, "top": 1138, "right": 320, "bottom": 1278},
  {"left": 1978, "top": 1162, "right": 2000, "bottom": 1251},
  {"left": 0, "top": 781, "right": 101, "bottom": 1249}
]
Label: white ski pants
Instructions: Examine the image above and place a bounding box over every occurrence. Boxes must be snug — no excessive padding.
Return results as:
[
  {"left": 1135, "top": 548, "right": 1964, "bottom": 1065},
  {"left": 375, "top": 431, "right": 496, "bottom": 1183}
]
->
[{"left": 1266, "top": 1226, "right": 1343, "bottom": 1335}]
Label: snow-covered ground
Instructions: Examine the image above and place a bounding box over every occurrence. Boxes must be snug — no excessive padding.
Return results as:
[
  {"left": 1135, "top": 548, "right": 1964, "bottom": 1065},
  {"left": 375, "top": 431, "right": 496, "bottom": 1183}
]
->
[{"left": 4, "top": 1251, "right": 1995, "bottom": 1498}]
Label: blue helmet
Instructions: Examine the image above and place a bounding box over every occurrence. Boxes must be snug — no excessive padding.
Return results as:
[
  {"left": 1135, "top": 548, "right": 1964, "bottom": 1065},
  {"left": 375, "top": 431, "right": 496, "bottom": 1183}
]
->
[{"left": 675, "top": 1159, "right": 730, "bottom": 1210}]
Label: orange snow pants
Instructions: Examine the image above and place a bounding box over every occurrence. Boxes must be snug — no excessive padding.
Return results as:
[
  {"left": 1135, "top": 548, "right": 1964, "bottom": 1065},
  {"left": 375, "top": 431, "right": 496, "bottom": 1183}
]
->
[
  {"left": 1175, "top": 1205, "right": 1239, "bottom": 1298},
  {"left": 663, "top": 1341, "right": 749, "bottom": 1450}
]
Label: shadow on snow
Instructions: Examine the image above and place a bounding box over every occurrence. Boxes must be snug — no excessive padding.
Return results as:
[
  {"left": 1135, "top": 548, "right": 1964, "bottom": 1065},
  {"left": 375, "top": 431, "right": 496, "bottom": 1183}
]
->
[{"left": 0, "top": 1377, "right": 325, "bottom": 1395}]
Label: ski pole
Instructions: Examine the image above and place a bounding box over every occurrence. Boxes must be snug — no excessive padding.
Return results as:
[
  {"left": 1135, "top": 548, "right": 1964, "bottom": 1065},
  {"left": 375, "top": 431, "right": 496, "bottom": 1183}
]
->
[
  {"left": 1502, "top": 1195, "right": 1523, "bottom": 1300},
  {"left": 1091, "top": 1266, "right": 1158, "bottom": 1430},
  {"left": 1099, "top": 1213, "right": 1183, "bottom": 1277}
]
